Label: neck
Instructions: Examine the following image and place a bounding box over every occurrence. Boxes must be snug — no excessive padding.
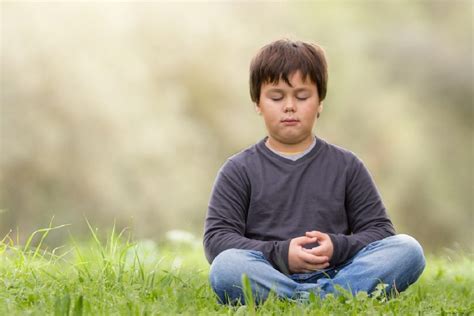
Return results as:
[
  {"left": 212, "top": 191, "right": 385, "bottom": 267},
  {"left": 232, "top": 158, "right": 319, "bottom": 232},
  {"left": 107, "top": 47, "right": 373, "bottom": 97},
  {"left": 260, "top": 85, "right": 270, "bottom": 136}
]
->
[{"left": 266, "top": 134, "right": 315, "bottom": 153}]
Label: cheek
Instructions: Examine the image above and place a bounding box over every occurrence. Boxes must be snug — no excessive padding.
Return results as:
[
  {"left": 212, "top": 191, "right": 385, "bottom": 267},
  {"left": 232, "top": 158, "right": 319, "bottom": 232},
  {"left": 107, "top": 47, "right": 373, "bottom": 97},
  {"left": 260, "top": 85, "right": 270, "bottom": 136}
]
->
[
  {"left": 301, "top": 106, "right": 317, "bottom": 116},
  {"left": 266, "top": 115, "right": 280, "bottom": 125},
  {"left": 261, "top": 108, "right": 280, "bottom": 121},
  {"left": 308, "top": 102, "right": 319, "bottom": 113}
]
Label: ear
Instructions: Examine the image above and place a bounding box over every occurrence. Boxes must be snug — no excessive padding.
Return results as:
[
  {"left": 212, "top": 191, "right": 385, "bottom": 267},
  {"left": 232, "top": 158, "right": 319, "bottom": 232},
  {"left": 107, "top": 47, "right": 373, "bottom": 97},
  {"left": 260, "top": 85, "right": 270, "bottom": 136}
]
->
[
  {"left": 318, "top": 102, "right": 324, "bottom": 114},
  {"left": 255, "top": 104, "right": 262, "bottom": 115}
]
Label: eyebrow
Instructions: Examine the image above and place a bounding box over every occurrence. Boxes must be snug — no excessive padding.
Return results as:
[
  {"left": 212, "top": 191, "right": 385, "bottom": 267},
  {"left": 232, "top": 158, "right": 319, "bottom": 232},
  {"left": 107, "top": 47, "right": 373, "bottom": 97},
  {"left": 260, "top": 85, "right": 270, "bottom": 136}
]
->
[{"left": 265, "top": 88, "right": 312, "bottom": 93}]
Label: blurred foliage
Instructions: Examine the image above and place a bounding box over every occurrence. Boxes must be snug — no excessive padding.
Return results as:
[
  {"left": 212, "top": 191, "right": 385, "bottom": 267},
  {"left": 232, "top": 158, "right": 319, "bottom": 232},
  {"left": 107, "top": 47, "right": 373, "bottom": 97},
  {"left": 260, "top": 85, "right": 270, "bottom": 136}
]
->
[{"left": 0, "top": 1, "right": 472, "bottom": 252}]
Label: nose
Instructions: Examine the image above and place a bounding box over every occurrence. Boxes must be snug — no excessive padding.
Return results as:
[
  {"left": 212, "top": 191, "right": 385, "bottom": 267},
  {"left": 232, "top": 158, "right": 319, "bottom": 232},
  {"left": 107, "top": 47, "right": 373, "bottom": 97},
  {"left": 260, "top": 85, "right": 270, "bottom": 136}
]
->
[{"left": 284, "top": 98, "right": 296, "bottom": 113}]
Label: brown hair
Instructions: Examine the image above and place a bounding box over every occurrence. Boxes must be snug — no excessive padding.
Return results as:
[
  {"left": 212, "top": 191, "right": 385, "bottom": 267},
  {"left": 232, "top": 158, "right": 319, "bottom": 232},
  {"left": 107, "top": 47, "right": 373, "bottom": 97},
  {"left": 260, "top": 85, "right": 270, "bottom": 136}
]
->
[{"left": 249, "top": 39, "right": 328, "bottom": 104}]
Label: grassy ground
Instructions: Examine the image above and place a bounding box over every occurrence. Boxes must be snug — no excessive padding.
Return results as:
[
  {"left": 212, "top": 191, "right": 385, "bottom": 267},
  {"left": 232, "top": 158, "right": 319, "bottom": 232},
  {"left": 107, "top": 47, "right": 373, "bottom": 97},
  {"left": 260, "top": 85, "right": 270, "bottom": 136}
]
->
[{"left": 0, "top": 225, "right": 472, "bottom": 315}]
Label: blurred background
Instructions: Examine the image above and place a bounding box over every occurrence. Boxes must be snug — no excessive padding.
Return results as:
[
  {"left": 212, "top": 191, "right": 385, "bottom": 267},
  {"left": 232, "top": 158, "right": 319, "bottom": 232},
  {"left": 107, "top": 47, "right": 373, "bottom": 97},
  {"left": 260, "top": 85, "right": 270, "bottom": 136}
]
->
[{"left": 1, "top": 1, "right": 472, "bottom": 253}]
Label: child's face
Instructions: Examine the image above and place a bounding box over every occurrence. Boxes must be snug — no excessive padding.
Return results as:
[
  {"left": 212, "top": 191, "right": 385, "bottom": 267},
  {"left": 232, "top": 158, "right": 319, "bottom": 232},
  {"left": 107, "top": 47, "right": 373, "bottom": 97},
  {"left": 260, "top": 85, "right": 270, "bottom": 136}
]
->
[{"left": 256, "top": 71, "right": 322, "bottom": 148}]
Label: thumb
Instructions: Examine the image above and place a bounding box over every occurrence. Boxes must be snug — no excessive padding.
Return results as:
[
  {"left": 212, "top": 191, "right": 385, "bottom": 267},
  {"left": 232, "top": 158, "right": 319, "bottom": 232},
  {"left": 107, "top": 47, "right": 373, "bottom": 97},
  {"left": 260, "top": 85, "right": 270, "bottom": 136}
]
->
[
  {"left": 313, "top": 231, "right": 328, "bottom": 240},
  {"left": 293, "top": 236, "right": 317, "bottom": 246},
  {"left": 306, "top": 231, "right": 327, "bottom": 240}
]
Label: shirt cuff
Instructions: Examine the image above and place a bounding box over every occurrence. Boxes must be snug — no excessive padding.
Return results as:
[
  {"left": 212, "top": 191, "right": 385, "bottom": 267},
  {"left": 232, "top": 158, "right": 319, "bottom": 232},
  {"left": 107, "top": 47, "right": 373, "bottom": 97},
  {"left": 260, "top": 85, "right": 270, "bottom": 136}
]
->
[
  {"left": 328, "top": 233, "right": 347, "bottom": 267},
  {"left": 271, "top": 239, "right": 291, "bottom": 275}
]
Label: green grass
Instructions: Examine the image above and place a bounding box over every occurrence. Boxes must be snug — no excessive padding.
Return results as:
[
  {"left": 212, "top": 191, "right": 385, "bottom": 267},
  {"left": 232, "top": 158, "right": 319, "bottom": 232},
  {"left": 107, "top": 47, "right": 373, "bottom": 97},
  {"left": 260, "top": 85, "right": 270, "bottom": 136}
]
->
[{"left": 0, "top": 224, "right": 472, "bottom": 315}]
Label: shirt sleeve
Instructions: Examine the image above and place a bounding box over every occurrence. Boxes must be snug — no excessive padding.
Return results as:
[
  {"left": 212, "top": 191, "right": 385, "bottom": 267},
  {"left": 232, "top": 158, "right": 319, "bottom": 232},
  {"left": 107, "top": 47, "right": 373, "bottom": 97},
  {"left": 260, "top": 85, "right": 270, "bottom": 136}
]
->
[
  {"left": 203, "top": 159, "right": 292, "bottom": 275},
  {"left": 328, "top": 156, "right": 396, "bottom": 266}
]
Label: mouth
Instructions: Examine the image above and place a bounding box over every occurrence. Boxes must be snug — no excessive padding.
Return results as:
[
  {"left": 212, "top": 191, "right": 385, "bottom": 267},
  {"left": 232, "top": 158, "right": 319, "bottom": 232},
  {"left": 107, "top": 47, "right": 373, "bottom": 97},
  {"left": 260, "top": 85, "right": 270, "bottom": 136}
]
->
[{"left": 281, "top": 118, "right": 300, "bottom": 125}]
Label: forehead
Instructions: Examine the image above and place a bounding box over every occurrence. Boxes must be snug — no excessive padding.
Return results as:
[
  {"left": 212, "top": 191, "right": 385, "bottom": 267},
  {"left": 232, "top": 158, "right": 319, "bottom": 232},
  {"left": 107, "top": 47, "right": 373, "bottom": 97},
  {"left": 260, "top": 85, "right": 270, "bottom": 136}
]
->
[{"left": 262, "top": 71, "right": 316, "bottom": 90}]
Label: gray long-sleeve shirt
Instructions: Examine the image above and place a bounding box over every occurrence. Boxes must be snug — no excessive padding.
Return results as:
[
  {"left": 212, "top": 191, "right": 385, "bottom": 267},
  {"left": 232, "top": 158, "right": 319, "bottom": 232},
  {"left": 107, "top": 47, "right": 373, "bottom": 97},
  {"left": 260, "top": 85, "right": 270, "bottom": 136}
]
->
[{"left": 203, "top": 136, "right": 395, "bottom": 275}]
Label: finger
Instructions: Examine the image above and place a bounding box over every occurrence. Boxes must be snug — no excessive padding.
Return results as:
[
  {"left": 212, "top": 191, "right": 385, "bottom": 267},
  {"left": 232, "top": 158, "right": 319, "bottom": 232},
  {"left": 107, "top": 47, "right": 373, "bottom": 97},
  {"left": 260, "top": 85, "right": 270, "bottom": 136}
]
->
[
  {"left": 294, "top": 236, "right": 317, "bottom": 246},
  {"left": 305, "top": 231, "right": 323, "bottom": 240},
  {"left": 298, "top": 251, "right": 329, "bottom": 264},
  {"left": 306, "top": 230, "right": 327, "bottom": 240},
  {"left": 302, "top": 261, "right": 330, "bottom": 272},
  {"left": 295, "top": 261, "right": 330, "bottom": 273},
  {"left": 303, "top": 245, "right": 328, "bottom": 257}
]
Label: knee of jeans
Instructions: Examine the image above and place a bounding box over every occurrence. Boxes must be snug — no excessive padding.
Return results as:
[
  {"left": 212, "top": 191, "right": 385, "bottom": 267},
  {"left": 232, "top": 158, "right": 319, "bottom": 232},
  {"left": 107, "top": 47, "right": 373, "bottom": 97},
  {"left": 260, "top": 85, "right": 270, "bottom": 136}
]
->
[
  {"left": 392, "top": 234, "right": 426, "bottom": 271},
  {"left": 209, "top": 249, "right": 256, "bottom": 299}
]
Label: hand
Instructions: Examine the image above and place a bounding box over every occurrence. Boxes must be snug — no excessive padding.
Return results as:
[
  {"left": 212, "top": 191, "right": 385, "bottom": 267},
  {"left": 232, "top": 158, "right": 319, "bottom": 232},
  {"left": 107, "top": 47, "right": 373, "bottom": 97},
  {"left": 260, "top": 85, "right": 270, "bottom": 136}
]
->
[
  {"left": 303, "top": 231, "right": 334, "bottom": 262},
  {"left": 288, "top": 236, "right": 330, "bottom": 274}
]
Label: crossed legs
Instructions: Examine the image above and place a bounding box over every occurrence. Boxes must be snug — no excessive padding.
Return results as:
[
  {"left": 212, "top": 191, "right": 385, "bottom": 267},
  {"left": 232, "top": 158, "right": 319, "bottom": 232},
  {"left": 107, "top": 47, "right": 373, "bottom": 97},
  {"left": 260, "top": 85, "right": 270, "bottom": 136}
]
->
[{"left": 209, "top": 234, "right": 426, "bottom": 304}]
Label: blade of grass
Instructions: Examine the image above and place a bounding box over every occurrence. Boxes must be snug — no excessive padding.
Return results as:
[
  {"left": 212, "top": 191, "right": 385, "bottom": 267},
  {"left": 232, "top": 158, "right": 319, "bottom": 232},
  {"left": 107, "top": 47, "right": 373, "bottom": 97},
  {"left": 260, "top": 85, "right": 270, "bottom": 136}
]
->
[{"left": 241, "top": 273, "right": 255, "bottom": 313}]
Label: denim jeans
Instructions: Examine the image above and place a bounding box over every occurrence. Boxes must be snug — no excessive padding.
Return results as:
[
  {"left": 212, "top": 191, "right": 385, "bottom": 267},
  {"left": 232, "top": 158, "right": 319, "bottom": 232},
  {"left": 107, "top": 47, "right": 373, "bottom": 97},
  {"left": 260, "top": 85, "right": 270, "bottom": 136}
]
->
[{"left": 209, "top": 234, "right": 426, "bottom": 304}]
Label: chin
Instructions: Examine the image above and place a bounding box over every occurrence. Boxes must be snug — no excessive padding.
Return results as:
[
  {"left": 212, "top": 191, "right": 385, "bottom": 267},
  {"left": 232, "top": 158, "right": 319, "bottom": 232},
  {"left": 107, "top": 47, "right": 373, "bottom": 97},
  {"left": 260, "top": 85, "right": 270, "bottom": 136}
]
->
[{"left": 276, "top": 134, "right": 309, "bottom": 145}]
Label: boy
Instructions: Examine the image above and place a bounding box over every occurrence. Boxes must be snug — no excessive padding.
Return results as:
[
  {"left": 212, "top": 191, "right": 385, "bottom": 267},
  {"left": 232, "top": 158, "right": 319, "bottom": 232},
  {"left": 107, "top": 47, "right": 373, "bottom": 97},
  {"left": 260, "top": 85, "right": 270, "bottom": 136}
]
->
[{"left": 203, "top": 39, "right": 425, "bottom": 304}]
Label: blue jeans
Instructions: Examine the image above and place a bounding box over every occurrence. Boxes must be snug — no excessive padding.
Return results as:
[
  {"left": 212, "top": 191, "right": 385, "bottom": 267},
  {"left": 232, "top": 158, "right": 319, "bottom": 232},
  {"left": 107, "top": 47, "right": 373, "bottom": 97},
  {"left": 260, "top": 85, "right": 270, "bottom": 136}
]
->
[{"left": 209, "top": 234, "right": 425, "bottom": 304}]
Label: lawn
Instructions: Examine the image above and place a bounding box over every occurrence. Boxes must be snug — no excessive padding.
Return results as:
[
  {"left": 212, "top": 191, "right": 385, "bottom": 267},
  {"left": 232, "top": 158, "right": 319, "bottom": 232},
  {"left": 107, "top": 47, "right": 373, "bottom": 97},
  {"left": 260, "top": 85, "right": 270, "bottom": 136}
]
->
[{"left": 0, "top": 225, "right": 472, "bottom": 315}]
